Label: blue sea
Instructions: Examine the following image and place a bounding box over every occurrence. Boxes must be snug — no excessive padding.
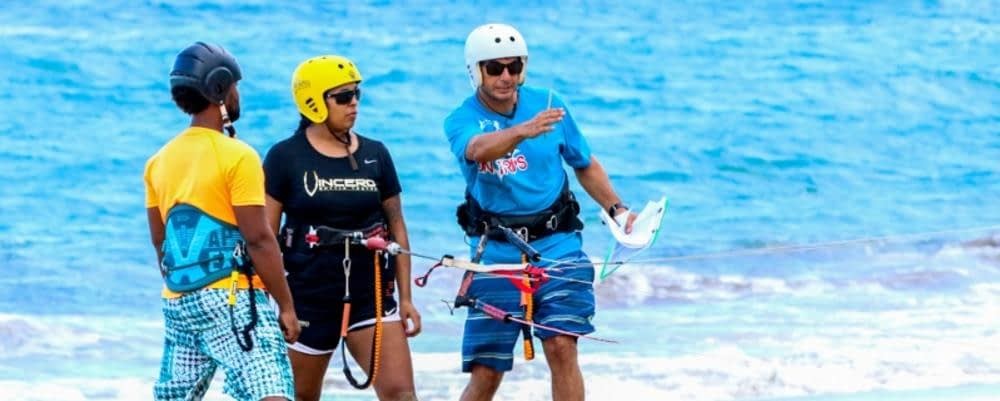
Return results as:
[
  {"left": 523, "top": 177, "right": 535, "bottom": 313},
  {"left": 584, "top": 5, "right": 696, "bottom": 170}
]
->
[{"left": 2, "top": 1, "right": 999, "bottom": 400}]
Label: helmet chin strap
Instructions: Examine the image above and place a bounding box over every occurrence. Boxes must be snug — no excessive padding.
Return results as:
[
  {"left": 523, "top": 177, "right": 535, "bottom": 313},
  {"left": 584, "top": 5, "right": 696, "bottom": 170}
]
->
[
  {"left": 219, "top": 104, "right": 237, "bottom": 138},
  {"left": 324, "top": 120, "right": 358, "bottom": 171}
]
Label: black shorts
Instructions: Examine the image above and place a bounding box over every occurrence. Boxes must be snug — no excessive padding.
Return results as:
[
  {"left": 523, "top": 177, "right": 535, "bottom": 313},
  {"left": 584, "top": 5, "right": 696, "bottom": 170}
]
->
[{"left": 283, "top": 246, "right": 398, "bottom": 354}]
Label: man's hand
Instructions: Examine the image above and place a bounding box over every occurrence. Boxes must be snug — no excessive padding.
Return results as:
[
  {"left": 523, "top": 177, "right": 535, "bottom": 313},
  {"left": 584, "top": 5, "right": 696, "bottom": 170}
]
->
[
  {"left": 615, "top": 209, "right": 639, "bottom": 234},
  {"left": 399, "top": 300, "right": 422, "bottom": 337},
  {"left": 517, "top": 108, "right": 564, "bottom": 138},
  {"left": 278, "top": 309, "right": 300, "bottom": 344}
]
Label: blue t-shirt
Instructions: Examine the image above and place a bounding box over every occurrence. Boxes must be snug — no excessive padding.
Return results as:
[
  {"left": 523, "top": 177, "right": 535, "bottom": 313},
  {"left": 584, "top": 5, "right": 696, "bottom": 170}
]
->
[{"left": 444, "top": 85, "right": 592, "bottom": 215}]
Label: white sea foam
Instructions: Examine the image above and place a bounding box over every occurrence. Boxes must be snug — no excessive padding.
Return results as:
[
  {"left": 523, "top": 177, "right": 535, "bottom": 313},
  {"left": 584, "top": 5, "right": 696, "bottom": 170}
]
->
[{"left": 3, "top": 344, "right": 998, "bottom": 401}]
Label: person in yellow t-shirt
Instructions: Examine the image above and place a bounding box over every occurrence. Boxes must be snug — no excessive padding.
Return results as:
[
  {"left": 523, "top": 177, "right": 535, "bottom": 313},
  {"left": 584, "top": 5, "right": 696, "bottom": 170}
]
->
[{"left": 143, "top": 42, "right": 299, "bottom": 401}]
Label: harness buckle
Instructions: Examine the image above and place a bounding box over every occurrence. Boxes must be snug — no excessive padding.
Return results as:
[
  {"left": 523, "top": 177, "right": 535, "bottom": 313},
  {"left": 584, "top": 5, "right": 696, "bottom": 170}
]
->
[
  {"left": 232, "top": 241, "right": 244, "bottom": 260},
  {"left": 283, "top": 228, "right": 294, "bottom": 249},
  {"left": 516, "top": 227, "right": 529, "bottom": 242},
  {"left": 545, "top": 214, "right": 559, "bottom": 231},
  {"left": 232, "top": 240, "right": 250, "bottom": 269},
  {"left": 305, "top": 226, "right": 320, "bottom": 249}
]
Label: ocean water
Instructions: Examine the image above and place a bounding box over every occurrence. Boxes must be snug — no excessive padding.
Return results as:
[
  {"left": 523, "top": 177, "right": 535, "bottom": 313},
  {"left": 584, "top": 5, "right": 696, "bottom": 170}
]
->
[{"left": 2, "top": 1, "right": 999, "bottom": 400}]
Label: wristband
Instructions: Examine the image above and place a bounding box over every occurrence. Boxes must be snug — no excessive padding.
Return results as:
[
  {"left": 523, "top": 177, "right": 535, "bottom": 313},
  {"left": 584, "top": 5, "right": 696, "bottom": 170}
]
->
[{"left": 608, "top": 202, "right": 628, "bottom": 217}]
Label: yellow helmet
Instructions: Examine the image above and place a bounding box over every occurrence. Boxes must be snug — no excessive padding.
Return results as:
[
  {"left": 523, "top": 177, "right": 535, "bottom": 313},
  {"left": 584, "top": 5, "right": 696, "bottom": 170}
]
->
[{"left": 291, "top": 55, "right": 363, "bottom": 123}]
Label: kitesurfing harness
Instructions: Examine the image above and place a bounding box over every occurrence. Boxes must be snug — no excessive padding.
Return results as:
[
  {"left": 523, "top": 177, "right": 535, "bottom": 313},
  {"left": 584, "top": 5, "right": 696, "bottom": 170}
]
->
[
  {"left": 280, "top": 221, "right": 388, "bottom": 389},
  {"left": 456, "top": 178, "right": 583, "bottom": 242},
  {"left": 159, "top": 204, "right": 258, "bottom": 352}
]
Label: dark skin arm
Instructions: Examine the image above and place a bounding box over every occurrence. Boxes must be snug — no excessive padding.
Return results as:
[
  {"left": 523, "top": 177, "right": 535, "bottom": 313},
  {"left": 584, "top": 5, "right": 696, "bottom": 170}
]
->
[
  {"left": 233, "top": 204, "right": 300, "bottom": 343},
  {"left": 265, "top": 195, "right": 283, "bottom": 235},
  {"left": 382, "top": 194, "right": 422, "bottom": 337},
  {"left": 147, "top": 207, "right": 165, "bottom": 276}
]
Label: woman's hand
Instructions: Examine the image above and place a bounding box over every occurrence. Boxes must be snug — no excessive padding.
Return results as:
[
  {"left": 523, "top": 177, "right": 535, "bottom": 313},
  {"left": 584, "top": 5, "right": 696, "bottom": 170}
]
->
[{"left": 398, "top": 300, "right": 422, "bottom": 337}]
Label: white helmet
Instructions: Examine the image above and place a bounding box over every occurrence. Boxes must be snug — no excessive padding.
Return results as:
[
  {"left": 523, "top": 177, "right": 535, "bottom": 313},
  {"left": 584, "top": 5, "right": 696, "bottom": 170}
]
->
[{"left": 464, "top": 23, "right": 528, "bottom": 89}]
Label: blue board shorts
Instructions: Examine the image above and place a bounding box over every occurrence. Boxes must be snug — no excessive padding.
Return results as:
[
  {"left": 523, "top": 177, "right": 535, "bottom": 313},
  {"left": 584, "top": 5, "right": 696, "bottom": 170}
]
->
[
  {"left": 462, "top": 231, "right": 596, "bottom": 372},
  {"left": 154, "top": 288, "right": 294, "bottom": 401}
]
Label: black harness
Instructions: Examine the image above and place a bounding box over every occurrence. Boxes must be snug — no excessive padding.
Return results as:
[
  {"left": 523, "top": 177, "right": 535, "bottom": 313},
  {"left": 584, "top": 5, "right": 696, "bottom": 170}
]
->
[
  {"left": 280, "top": 222, "right": 388, "bottom": 252},
  {"left": 456, "top": 178, "right": 583, "bottom": 242},
  {"left": 279, "top": 220, "right": 389, "bottom": 389}
]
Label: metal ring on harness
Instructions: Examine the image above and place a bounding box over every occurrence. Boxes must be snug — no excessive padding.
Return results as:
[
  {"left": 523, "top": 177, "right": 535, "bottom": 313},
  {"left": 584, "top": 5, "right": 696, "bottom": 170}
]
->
[{"left": 545, "top": 214, "right": 558, "bottom": 231}]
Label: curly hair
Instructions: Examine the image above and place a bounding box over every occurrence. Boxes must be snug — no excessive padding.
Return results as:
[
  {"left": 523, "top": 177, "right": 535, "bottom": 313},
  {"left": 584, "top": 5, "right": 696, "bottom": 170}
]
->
[{"left": 171, "top": 86, "right": 211, "bottom": 115}]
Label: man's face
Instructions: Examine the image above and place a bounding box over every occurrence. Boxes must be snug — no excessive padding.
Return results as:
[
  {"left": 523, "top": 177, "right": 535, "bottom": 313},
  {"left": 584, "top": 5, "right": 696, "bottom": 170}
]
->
[{"left": 479, "top": 57, "right": 523, "bottom": 102}]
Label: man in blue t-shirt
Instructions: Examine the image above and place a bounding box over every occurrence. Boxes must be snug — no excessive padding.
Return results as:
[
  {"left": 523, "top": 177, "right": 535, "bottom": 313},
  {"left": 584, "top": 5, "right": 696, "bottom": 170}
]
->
[{"left": 443, "top": 23, "right": 637, "bottom": 401}]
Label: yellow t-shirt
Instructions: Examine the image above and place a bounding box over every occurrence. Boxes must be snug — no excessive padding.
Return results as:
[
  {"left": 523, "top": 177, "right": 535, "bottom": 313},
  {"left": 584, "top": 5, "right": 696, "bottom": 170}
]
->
[{"left": 144, "top": 127, "right": 267, "bottom": 298}]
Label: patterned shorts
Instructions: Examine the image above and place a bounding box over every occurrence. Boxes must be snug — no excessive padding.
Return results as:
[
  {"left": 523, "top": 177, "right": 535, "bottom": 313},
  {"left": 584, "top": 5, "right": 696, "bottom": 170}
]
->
[
  {"left": 462, "top": 232, "right": 596, "bottom": 373},
  {"left": 154, "top": 288, "right": 294, "bottom": 401}
]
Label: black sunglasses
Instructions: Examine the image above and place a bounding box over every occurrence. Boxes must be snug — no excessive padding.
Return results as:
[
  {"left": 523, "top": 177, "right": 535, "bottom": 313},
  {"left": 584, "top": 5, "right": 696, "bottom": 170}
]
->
[
  {"left": 325, "top": 88, "right": 362, "bottom": 105},
  {"left": 481, "top": 59, "right": 524, "bottom": 76}
]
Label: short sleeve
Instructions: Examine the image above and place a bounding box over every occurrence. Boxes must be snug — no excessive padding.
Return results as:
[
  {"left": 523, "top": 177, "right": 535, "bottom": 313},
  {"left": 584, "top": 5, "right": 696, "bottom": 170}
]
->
[
  {"left": 143, "top": 157, "right": 159, "bottom": 208},
  {"left": 262, "top": 144, "right": 289, "bottom": 202},
  {"left": 443, "top": 109, "right": 481, "bottom": 163},
  {"left": 555, "top": 93, "right": 592, "bottom": 169},
  {"left": 376, "top": 142, "right": 402, "bottom": 201},
  {"left": 228, "top": 147, "right": 266, "bottom": 206}
]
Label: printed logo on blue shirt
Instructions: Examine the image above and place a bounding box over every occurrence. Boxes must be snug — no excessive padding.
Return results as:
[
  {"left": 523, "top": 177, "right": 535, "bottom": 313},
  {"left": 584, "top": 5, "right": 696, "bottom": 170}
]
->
[
  {"left": 479, "top": 118, "right": 501, "bottom": 132},
  {"left": 478, "top": 148, "right": 529, "bottom": 179}
]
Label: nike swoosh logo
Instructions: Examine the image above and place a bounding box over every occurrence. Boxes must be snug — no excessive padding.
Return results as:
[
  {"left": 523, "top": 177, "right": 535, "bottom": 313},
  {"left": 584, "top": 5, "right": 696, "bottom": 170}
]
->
[{"left": 364, "top": 159, "right": 377, "bottom": 164}]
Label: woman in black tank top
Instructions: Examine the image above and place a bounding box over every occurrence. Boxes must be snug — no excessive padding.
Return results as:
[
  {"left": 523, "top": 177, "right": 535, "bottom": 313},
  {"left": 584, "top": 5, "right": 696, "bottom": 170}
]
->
[{"left": 263, "top": 55, "right": 421, "bottom": 401}]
